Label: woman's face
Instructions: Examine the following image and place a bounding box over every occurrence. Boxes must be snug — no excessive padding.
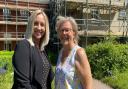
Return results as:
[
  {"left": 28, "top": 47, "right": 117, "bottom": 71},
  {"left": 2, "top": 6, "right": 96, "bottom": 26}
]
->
[
  {"left": 33, "top": 14, "right": 46, "bottom": 41},
  {"left": 58, "top": 21, "right": 75, "bottom": 45}
]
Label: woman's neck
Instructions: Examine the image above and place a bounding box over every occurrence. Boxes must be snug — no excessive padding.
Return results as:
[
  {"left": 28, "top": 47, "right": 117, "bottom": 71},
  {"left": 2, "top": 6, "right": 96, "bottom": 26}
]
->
[
  {"left": 63, "top": 43, "right": 76, "bottom": 51},
  {"left": 33, "top": 39, "right": 40, "bottom": 49}
]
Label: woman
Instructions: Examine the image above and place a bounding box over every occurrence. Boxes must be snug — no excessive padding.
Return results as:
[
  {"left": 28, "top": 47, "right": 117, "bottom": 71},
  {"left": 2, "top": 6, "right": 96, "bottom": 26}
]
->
[
  {"left": 12, "top": 9, "right": 54, "bottom": 89},
  {"left": 55, "top": 16, "right": 92, "bottom": 89}
]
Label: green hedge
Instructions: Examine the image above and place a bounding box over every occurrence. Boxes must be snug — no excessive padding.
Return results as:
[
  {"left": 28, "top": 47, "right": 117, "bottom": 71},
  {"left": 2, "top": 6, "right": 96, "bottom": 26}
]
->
[
  {"left": 48, "top": 51, "right": 58, "bottom": 65},
  {"left": 0, "top": 51, "right": 14, "bottom": 71},
  {"left": 0, "top": 51, "right": 56, "bottom": 89},
  {"left": 86, "top": 40, "right": 128, "bottom": 79},
  {"left": 1, "top": 38, "right": 128, "bottom": 88}
]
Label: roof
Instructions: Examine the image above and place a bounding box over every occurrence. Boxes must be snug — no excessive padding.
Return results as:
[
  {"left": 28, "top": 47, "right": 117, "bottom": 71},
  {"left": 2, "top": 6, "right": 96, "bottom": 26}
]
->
[
  {"left": 11, "top": 0, "right": 49, "bottom": 4},
  {"left": 66, "top": 0, "right": 125, "bottom": 6},
  {"left": 65, "top": 0, "right": 125, "bottom": 10},
  {"left": 66, "top": 0, "right": 86, "bottom": 3}
]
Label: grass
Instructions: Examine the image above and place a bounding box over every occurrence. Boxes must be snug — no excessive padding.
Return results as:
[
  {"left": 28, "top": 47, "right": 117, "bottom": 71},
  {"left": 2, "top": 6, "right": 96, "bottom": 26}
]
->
[
  {"left": 0, "top": 51, "right": 13, "bottom": 89},
  {"left": 51, "top": 78, "right": 55, "bottom": 89},
  {"left": 0, "top": 67, "right": 55, "bottom": 89},
  {"left": 102, "top": 70, "right": 128, "bottom": 89},
  {"left": 0, "top": 72, "right": 13, "bottom": 89},
  {"left": 51, "top": 66, "right": 55, "bottom": 89},
  {"left": 0, "top": 61, "right": 13, "bottom": 89}
]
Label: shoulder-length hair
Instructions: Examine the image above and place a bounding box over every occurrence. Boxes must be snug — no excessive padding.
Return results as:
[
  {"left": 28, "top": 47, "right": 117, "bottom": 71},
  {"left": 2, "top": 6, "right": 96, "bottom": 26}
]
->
[
  {"left": 25, "top": 9, "right": 49, "bottom": 51},
  {"left": 56, "top": 16, "right": 79, "bottom": 44}
]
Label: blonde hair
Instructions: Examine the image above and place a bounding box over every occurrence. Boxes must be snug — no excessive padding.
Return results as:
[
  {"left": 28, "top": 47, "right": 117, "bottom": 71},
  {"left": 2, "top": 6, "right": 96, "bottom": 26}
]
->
[
  {"left": 25, "top": 9, "right": 49, "bottom": 50},
  {"left": 56, "top": 16, "right": 79, "bottom": 44}
]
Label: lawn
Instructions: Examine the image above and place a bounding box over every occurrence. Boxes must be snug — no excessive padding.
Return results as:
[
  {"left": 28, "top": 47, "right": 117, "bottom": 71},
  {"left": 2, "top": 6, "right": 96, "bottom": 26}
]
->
[{"left": 102, "top": 70, "right": 128, "bottom": 89}]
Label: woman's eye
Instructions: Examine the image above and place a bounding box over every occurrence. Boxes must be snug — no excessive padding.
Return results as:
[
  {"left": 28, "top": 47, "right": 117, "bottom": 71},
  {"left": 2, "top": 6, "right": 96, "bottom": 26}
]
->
[
  {"left": 40, "top": 23, "right": 44, "bottom": 27},
  {"left": 60, "top": 28, "right": 71, "bottom": 32},
  {"left": 34, "top": 22, "right": 38, "bottom": 26}
]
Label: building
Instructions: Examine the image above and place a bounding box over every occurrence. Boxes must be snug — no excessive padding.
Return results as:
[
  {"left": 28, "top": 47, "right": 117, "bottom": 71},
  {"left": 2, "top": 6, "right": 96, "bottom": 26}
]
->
[
  {"left": 0, "top": 0, "right": 49, "bottom": 51},
  {"left": 49, "top": 0, "right": 128, "bottom": 45}
]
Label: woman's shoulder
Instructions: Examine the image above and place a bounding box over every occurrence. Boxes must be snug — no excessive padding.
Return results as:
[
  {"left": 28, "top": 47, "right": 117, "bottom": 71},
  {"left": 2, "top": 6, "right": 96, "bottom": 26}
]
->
[
  {"left": 17, "top": 39, "right": 30, "bottom": 46},
  {"left": 75, "top": 46, "right": 88, "bottom": 65},
  {"left": 76, "top": 46, "right": 86, "bottom": 58},
  {"left": 15, "top": 39, "right": 30, "bottom": 50}
]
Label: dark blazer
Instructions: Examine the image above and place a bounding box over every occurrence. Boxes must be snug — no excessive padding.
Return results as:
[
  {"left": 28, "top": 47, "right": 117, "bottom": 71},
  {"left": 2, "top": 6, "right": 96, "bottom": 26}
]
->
[{"left": 12, "top": 39, "right": 53, "bottom": 89}]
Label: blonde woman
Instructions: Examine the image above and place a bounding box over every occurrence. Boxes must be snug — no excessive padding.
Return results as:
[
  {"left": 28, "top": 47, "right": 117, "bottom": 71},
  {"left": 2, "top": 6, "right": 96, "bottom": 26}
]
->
[
  {"left": 12, "top": 9, "right": 54, "bottom": 89},
  {"left": 55, "top": 16, "right": 92, "bottom": 89}
]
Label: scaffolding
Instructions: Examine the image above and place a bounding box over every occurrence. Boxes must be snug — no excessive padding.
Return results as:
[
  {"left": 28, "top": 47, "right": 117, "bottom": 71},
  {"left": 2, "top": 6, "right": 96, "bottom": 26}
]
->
[
  {"left": 0, "top": 0, "right": 48, "bottom": 50},
  {"left": 50, "top": 0, "right": 128, "bottom": 46},
  {"left": 0, "top": 0, "right": 128, "bottom": 50}
]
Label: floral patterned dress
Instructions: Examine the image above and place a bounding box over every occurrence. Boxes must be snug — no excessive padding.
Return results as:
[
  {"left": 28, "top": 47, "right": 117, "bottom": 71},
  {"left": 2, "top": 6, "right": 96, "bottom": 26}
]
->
[{"left": 55, "top": 45, "right": 83, "bottom": 89}]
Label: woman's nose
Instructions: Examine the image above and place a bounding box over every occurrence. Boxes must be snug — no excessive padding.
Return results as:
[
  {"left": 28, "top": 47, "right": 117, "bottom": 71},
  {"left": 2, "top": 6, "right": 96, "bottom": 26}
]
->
[
  {"left": 62, "top": 30, "right": 66, "bottom": 34},
  {"left": 37, "top": 24, "right": 42, "bottom": 30}
]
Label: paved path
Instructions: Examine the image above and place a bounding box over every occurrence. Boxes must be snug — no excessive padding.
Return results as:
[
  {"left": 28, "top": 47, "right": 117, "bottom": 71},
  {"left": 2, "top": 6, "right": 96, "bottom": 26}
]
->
[{"left": 93, "top": 78, "right": 113, "bottom": 89}]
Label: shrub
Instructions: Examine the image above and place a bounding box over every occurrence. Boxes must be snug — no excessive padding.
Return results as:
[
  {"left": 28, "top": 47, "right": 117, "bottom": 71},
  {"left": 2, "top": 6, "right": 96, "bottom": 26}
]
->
[
  {"left": 0, "top": 51, "right": 14, "bottom": 89},
  {"left": 48, "top": 51, "right": 58, "bottom": 65},
  {"left": 86, "top": 40, "right": 128, "bottom": 79}
]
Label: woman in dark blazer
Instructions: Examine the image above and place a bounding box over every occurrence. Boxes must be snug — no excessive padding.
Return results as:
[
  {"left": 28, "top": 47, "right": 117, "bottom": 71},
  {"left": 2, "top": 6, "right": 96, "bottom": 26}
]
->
[{"left": 12, "top": 9, "right": 54, "bottom": 89}]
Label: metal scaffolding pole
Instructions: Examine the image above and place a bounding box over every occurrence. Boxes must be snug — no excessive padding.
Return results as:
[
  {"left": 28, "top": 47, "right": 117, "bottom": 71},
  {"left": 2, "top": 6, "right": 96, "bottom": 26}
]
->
[
  {"left": 126, "top": 2, "right": 128, "bottom": 36},
  {"left": 64, "top": 0, "right": 66, "bottom": 16},
  {"left": 16, "top": 0, "right": 18, "bottom": 42},
  {"left": 28, "top": 0, "right": 30, "bottom": 22},
  {"left": 108, "top": 0, "right": 111, "bottom": 37},
  {"left": 5, "top": 0, "right": 7, "bottom": 50},
  {"left": 85, "top": 0, "right": 88, "bottom": 47}
]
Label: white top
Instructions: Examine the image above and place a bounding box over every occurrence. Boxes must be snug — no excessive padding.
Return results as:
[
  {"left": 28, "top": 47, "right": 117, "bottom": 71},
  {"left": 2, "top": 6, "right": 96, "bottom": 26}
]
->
[{"left": 55, "top": 45, "right": 83, "bottom": 89}]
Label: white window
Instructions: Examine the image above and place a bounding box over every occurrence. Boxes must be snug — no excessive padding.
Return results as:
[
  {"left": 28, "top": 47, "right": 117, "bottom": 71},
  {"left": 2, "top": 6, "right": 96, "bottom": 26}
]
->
[
  {"left": 4, "top": 33, "right": 12, "bottom": 51},
  {"left": 91, "top": 8, "right": 100, "bottom": 19},
  {"left": 118, "top": 10, "right": 126, "bottom": 20},
  {"left": 3, "top": 8, "right": 11, "bottom": 20},
  {"left": 3, "top": 8, "right": 11, "bottom": 16},
  {"left": 20, "top": 10, "right": 29, "bottom": 21},
  {"left": 4, "top": 41, "right": 12, "bottom": 51},
  {"left": 20, "top": 10, "right": 29, "bottom": 17}
]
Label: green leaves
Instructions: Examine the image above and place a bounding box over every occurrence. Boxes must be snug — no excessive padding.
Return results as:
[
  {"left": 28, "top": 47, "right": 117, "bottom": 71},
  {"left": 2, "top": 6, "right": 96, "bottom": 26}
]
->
[
  {"left": 86, "top": 41, "right": 128, "bottom": 79},
  {"left": 0, "top": 51, "right": 14, "bottom": 89}
]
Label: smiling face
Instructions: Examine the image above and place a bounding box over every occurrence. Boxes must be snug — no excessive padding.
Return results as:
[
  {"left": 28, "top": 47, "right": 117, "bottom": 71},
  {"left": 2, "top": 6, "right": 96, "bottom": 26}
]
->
[
  {"left": 58, "top": 21, "right": 75, "bottom": 46},
  {"left": 32, "top": 14, "right": 46, "bottom": 42}
]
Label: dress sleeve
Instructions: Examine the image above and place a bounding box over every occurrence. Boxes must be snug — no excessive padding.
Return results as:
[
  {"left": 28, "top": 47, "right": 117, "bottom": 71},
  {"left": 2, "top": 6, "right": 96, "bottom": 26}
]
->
[{"left": 12, "top": 40, "right": 32, "bottom": 89}]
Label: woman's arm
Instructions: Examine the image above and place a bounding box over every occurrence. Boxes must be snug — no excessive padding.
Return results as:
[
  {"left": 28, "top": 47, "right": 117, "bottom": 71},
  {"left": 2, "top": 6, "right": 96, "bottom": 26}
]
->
[
  {"left": 75, "top": 48, "right": 92, "bottom": 89},
  {"left": 12, "top": 40, "right": 32, "bottom": 89}
]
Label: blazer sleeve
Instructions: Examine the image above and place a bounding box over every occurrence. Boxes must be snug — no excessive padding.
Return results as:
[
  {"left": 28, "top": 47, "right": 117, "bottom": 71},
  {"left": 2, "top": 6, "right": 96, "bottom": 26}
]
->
[
  {"left": 43, "top": 50, "right": 54, "bottom": 89},
  {"left": 12, "top": 40, "right": 32, "bottom": 89}
]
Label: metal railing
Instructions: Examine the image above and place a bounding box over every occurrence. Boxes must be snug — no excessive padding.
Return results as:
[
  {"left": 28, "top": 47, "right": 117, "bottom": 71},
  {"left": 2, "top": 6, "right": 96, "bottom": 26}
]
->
[
  {"left": 0, "top": 32, "right": 25, "bottom": 39},
  {"left": 75, "top": 18, "right": 128, "bottom": 36},
  {"left": 0, "top": 15, "right": 28, "bottom": 22}
]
